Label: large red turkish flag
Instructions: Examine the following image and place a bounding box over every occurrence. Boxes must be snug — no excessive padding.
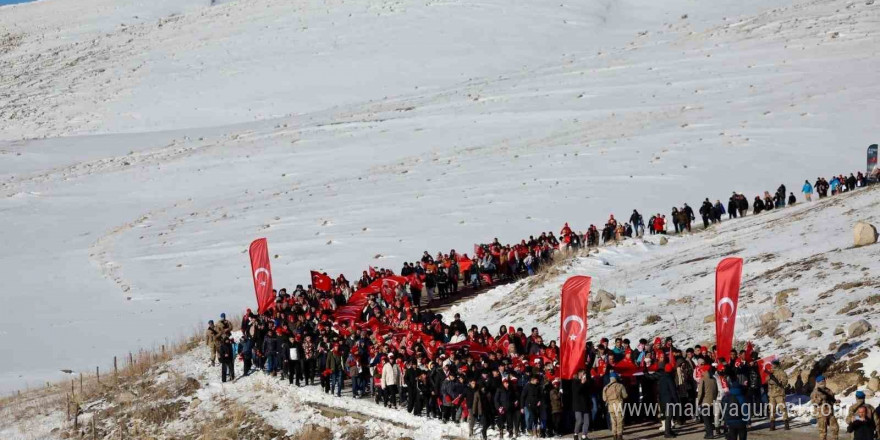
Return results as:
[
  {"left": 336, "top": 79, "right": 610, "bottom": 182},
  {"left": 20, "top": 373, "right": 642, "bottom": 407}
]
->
[
  {"left": 248, "top": 238, "right": 275, "bottom": 314},
  {"left": 559, "top": 276, "right": 591, "bottom": 380},
  {"left": 311, "top": 271, "right": 333, "bottom": 292},
  {"left": 715, "top": 257, "right": 743, "bottom": 363}
]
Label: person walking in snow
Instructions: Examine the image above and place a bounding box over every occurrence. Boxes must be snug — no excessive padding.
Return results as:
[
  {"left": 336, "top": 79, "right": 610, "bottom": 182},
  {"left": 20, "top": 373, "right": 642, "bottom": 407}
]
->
[
  {"left": 381, "top": 353, "right": 402, "bottom": 408},
  {"left": 736, "top": 194, "right": 748, "bottom": 217},
  {"left": 206, "top": 320, "right": 219, "bottom": 367},
  {"left": 803, "top": 180, "right": 813, "bottom": 202},
  {"left": 630, "top": 210, "right": 644, "bottom": 237},
  {"left": 219, "top": 336, "right": 235, "bottom": 382},
  {"left": 682, "top": 204, "right": 695, "bottom": 232},
  {"left": 728, "top": 195, "right": 738, "bottom": 219},
  {"left": 700, "top": 199, "right": 713, "bottom": 228}
]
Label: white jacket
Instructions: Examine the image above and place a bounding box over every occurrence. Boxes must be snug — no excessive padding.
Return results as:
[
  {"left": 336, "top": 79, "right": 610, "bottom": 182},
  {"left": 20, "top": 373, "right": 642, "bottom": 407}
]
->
[{"left": 381, "top": 362, "right": 401, "bottom": 388}]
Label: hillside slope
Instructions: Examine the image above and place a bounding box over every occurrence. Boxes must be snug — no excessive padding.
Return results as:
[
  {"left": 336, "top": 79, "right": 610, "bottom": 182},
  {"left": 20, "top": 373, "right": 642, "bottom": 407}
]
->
[
  {"left": 2, "top": 184, "right": 876, "bottom": 440},
  {"left": 449, "top": 184, "right": 880, "bottom": 396}
]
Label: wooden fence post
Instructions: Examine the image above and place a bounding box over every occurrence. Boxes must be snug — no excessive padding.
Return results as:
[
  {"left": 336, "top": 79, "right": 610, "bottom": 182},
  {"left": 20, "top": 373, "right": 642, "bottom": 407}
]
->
[
  {"left": 96, "top": 366, "right": 100, "bottom": 384},
  {"left": 79, "top": 372, "right": 83, "bottom": 394},
  {"left": 114, "top": 356, "right": 118, "bottom": 384},
  {"left": 66, "top": 393, "right": 70, "bottom": 421}
]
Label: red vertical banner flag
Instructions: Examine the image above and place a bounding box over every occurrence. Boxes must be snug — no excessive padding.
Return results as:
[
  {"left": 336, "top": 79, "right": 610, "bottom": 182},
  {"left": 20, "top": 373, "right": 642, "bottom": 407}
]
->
[
  {"left": 715, "top": 257, "right": 743, "bottom": 363},
  {"left": 249, "top": 238, "right": 275, "bottom": 314},
  {"left": 311, "top": 271, "right": 333, "bottom": 292},
  {"left": 559, "top": 276, "right": 591, "bottom": 380}
]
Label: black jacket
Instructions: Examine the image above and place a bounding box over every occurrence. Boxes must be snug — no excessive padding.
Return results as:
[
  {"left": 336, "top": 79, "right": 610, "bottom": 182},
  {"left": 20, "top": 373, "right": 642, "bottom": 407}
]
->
[
  {"left": 494, "top": 386, "right": 516, "bottom": 412},
  {"left": 847, "top": 417, "right": 876, "bottom": 440},
  {"left": 571, "top": 379, "right": 592, "bottom": 412},
  {"left": 650, "top": 371, "right": 680, "bottom": 405},
  {"left": 520, "top": 382, "right": 542, "bottom": 409},
  {"left": 219, "top": 341, "right": 234, "bottom": 363}
]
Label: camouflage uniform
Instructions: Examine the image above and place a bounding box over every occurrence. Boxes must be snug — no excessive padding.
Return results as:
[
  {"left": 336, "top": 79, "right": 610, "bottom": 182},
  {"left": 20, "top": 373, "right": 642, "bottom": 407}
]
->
[
  {"left": 810, "top": 383, "right": 839, "bottom": 440},
  {"left": 217, "top": 318, "right": 233, "bottom": 338},
  {"left": 205, "top": 324, "right": 219, "bottom": 366},
  {"left": 767, "top": 368, "right": 789, "bottom": 426},
  {"left": 603, "top": 378, "right": 628, "bottom": 440}
]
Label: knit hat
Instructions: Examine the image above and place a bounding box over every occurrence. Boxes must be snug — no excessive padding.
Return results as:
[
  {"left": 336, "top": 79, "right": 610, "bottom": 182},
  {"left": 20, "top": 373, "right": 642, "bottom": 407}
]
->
[
  {"left": 855, "top": 390, "right": 865, "bottom": 399},
  {"left": 220, "top": 313, "right": 226, "bottom": 319},
  {"left": 816, "top": 375, "right": 825, "bottom": 383}
]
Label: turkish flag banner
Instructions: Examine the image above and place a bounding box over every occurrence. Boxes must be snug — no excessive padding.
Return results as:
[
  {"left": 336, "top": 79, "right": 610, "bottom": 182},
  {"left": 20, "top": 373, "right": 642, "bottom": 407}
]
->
[
  {"left": 311, "top": 271, "right": 333, "bottom": 292},
  {"left": 715, "top": 257, "right": 743, "bottom": 363},
  {"left": 249, "top": 238, "right": 275, "bottom": 314},
  {"left": 559, "top": 275, "right": 591, "bottom": 380}
]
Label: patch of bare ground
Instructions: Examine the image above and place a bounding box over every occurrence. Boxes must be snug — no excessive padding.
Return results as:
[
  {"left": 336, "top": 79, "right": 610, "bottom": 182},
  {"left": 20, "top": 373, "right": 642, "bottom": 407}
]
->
[
  {"left": 0, "top": 32, "right": 24, "bottom": 56},
  {"left": 742, "top": 254, "right": 828, "bottom": 286},
  {"left": 489, "top": 249, "right": 588, "bottom": 316},
  {"left": 195, "top": 397, "right": 288, "bottom": 440},
  {"left": 818, "top": 278, "right": 880, "bottom": 300}
]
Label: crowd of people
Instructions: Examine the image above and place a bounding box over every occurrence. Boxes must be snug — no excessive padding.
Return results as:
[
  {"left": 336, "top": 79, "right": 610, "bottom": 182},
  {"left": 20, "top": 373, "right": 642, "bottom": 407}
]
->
[{"left": 201, "top": 168, "right": 877, "bottom": 440}]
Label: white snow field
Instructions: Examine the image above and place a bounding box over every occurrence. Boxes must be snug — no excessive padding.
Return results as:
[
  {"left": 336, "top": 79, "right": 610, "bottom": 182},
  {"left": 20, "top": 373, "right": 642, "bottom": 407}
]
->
[{"left": 1, "top": 0, "right": 878, "bottom": 394}]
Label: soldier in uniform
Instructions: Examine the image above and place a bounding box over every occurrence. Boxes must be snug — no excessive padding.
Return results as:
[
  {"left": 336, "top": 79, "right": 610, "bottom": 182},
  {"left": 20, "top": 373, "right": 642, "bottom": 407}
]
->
[
  {"left": 205, "top": 320, "right": 219, "bottom": 366},
  {"left": 603, "top": 372, "right": 628, "bottom": 440},
  {"left": 810, "top": 375, "right": 839, "bottom": 440},
  {"left": 766, "top": 359, "right": 790, "bottom": 431},
  {"left": 217, "top": 312, "right": 233, "bottom": 338}
]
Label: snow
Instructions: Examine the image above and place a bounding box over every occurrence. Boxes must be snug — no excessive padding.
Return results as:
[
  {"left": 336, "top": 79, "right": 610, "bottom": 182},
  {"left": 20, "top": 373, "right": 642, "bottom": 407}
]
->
[
  {"left": 448, "top": 184, "right": 880, "bottom": 402},
  {"left": 2, "top": 0, "right": 879, "bottom": 396}
]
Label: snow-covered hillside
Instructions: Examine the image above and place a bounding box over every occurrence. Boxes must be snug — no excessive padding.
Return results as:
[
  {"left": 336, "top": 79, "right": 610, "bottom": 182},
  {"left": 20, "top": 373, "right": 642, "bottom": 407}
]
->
[
  {"left": 2, "top": 185, "right": 876, "bottom": 440},
  {"left": 1, "top": 0, "right": 878, "bottom": 393},
  {"left": 449, "top": 184, "right": 880, "bottom": 395}
]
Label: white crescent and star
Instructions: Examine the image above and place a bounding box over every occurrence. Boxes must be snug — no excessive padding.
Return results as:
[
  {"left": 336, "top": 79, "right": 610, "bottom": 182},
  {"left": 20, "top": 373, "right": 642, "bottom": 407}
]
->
[
  {"left": 254, "top": 267, "right": 271, "bottom": 287},
  {"left": 717, "top": 297, "right": 736, "bottom": 324},
  {"left": 563, "top": 315, "right": 585, "bottom": 341}
]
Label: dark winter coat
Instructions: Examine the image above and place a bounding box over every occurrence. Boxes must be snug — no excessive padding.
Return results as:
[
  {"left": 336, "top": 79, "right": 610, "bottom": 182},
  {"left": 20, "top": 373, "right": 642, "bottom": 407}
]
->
[
  {"left": 722, "top": 386, "right": 750, "bottom": 428},
  {"left": 520, "top": 381, "right": 542, "bottom": 410},
  {"left": 494, "top": 385, "right": 516, "bottom": 413},
  {"left": 846, "top": 417, "right": 876, "bottom": 440},
  {"left": 549, "top": 387, "right": 563, "bottom": 414},
  {"left": 473, "top": 386, "right": 495, "bottom": 417},
  {"left": 650, "top": 370, "right": 680, "bottom": 405},
  {"left": 571, "top": 379, "right": 592, "bottom": 412},
  {"left": 219, "top": 340, "right": 234, "bottom": 363}
]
